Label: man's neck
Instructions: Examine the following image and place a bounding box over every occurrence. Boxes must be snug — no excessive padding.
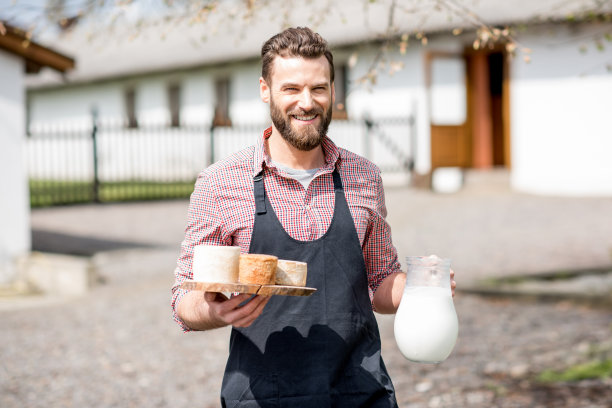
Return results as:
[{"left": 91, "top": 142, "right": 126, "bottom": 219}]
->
[{"left": 267, "top": 128, "right": 326, "bottom": 170}]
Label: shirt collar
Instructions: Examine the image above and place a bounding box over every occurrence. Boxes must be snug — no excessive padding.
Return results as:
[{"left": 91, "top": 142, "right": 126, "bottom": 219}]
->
[{"left": 252, "top": 126, "right": 341, "bottom": 176}]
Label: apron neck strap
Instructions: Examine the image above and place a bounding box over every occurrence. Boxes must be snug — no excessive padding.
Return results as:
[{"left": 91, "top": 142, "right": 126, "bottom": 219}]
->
[
  {"left": 253, "top": 170, "right": 266, "bottom": 215},
  {"left": 332, "top": 167, "right": 343, "bottom": 192}
]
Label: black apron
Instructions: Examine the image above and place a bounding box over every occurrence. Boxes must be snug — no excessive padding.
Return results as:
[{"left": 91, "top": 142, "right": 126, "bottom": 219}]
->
[{"left": 220, "top": 168, "right": 397, "bottom": 408}]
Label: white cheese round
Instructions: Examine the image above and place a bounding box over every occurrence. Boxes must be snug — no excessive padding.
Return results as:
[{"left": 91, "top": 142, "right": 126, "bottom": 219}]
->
[{"left": 192, "top": 245, "right": 240, "bottom": 283}]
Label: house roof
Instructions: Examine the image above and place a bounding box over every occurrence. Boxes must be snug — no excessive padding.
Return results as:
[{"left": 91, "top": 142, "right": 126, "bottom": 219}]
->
[
  {"left": 24, "top": 0, "right": 610, "bottom": 89},
  {"left": 0, "top": 24, "right": 74, "bottom": 73}
]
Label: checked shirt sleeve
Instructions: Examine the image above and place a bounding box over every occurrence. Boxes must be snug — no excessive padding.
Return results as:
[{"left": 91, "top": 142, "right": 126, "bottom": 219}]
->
[
  {"left": 362, "top": 171, "right": 402, "bottom": 305},
  {"left": 171, "top": 170, "right": 232, "bottom": 331}
]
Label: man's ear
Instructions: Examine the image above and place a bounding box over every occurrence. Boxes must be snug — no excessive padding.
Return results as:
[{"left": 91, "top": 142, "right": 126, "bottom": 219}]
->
[{"left": 260, "top": 77, "right": 270, "bottom": 103}]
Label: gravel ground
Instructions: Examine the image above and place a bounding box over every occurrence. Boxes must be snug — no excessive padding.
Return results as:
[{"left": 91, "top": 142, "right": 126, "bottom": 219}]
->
[
  {"left": 2, "top": 181, "right": 611, "bottom": 407},
  {"left": 1, "top": 253, "right": 610, "bottom": 408}
]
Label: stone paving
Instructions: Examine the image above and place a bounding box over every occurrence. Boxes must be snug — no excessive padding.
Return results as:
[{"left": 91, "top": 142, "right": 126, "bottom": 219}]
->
[{"left": 1, "top": 181, "right": 612, "bottom": 407}]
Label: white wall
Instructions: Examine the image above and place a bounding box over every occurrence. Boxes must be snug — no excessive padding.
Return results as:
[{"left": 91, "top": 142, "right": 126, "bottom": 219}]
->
[
  {"left": 510, "top": 24, "right": 612, "bottom": 196},
  {"left": 30, "top": 81, "right": 123, "bottom": 128},
  {"left": 29, "top": 61, "right": 268, "bottom": 128},
  {"left": 0, "top": 51, "right": 30, "bottom": 283},
  {"left": 28, "top": 24, "right": 612, "bottom": 196},
  {"left": 229, "top": 64, "right": 269, "bottom": 125},
  {"left": 351, "top": 26, "right": 612, "bottom": 196},
  {"left": 354, "top": 25, "right": 612, "bottom": 196},
  {"left": 345, "top": 37, "right": 465, "bottom": 174},
  {"left": 27, "top": 54, "right": 420, "bottom": 177},
  {"left": 182, "top": 73, "right": 214, "bottom": 125}
]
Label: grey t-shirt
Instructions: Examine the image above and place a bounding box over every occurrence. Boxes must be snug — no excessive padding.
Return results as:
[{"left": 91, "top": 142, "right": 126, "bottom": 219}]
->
[{"left": 270, "top": 160, "right": 320, "bottom": 190}]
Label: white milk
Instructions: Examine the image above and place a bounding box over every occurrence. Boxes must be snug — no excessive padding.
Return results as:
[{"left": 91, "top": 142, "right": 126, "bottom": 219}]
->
[{"left": 394, "top": 286, "right": 458, "bottom": 363}]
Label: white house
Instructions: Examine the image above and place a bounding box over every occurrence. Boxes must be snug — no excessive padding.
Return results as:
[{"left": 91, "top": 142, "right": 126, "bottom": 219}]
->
[
  {"left": 0, "top": 24, "right": 74, "bottom": 284},
  {"left": 23, "top": 0, "right": 612, "bottom": 196}
]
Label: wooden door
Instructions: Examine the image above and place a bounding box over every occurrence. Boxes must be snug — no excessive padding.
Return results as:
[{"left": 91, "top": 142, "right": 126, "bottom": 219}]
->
[
  {"left": 426, "top": 53, "right": 470, "bottom": 169},
  {"left": 464, "top": 48, "right": 511, "bottom": 169}
]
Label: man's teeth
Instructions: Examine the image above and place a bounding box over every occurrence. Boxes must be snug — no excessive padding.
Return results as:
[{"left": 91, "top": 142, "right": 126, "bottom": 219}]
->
[{"left": 293, "top": 114, "right": 316, "bottom": 121}]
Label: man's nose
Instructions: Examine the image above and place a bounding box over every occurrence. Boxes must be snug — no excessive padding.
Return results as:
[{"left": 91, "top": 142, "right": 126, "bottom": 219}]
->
[{"left": 297, "top": 90, "right": 314, "bottom": 111}]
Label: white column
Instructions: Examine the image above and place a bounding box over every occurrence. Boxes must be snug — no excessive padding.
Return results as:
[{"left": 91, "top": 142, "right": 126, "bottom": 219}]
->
[{"left": 0, "top": 51, "right": 31, "bottom": 283}]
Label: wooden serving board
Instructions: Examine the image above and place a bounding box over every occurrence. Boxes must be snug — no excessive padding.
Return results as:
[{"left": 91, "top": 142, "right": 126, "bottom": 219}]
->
[
  {"left": 180, "top": 281, "right": 316, "bottom": 297},
  {"left": 257, "top": 284, "right": 317, "bottom": 297},
  {"left": 180, "top": 281, "right": 260, "bottom": 294}
]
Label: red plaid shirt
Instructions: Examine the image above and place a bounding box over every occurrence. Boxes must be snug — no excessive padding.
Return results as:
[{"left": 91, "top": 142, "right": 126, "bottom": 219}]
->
[{"left": 172, "top": 127, "right": 401, "bottom": 330}]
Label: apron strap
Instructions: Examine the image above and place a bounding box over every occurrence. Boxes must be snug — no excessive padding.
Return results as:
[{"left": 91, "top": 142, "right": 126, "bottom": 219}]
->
[
  {"left": 332, "top": 168, "right": 343, "bottom": 192},
  {"left": 253, "top": 170, "right": 267, "bottom": 214}
]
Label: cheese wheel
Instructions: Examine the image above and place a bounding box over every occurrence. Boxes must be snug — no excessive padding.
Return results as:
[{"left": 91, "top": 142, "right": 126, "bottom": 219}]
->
[
  {"left": 192, "top": 245, "right": 240, "bottom": 283},
  {"left": 239, "top": 254, "right": 278, "bottom": 285},
  {"left": 275, "top": 260, "right": 308, "bottom": 287}
]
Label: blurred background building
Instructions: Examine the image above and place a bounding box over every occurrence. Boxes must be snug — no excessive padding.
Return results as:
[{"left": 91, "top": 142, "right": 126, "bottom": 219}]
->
[{"left": 21, "top": 0, "right": 612, "bottom": 198}]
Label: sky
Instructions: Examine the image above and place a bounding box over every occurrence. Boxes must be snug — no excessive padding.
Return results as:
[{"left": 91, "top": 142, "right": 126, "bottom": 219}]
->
[{"left": 0, "top": 0, "right": 173, "bottom": 39}]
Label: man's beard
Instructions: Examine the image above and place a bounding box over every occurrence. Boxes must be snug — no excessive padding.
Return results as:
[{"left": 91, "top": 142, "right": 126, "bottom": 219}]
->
[{"left": 270, "top": 96, "right": 332, "bottom": 151}]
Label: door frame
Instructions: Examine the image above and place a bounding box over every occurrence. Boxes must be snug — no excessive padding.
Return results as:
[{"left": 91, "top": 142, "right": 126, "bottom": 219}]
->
[
  {"left": 426, "top": 46, "right": 511, "bottom": 171},
  {"left": 425, "top": 51, "right": 471, "bottom": 169},
  {"left": 463, "top": 45, "right": 512, "bottom": 169}
]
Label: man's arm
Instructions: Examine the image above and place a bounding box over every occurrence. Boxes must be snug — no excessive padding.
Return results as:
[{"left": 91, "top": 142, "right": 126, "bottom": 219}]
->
[
  {"left": 364, "top": 169, "right": 456, "bottom": 314},
  {"left": 372, "top": 271, "right": 406, "bottom": 314},
  {"left": 361, "top": 168, "right": 404, "bottom": 313},
  {"left": 172, "top": 170, "right": 270, "bottom": 331}
]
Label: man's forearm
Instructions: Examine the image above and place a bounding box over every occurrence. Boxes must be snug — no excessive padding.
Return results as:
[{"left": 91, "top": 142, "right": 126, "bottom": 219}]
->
[
  {"left": 372, "top": 271, "right": 406, "bottom": 314},
  {"left": 176, "top": 291, "right": 227, "bottom": 331}
]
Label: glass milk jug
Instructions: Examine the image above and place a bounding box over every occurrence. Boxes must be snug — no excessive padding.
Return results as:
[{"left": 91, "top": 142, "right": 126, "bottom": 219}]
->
[{"left": 394, "top": 255, "right": 458, "bottom": 363}]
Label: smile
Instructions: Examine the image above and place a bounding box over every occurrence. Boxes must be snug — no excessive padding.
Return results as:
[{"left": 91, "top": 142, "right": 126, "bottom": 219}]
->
[{"left": 292, "top": 114, "right": 317, "bottom": 122}]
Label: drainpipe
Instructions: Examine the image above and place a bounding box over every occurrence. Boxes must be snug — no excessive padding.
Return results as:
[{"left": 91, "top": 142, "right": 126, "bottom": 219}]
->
[
  {"left": 408, "top": 100, "right": 417, "bottom": 172},
  {"left": 363, "top": 112, "right": 373, "bottom": 161},
  {"left": 91, "top": 107, "right": 100, "bottom": 203},
  {"left": 209, "top": 122, "right": 215, "bottom": 166}
]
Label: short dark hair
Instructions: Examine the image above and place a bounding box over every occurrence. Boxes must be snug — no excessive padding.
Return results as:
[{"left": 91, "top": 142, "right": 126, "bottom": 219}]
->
[{"left": 261, "top": 27, "right": 334, "bottom": 85}]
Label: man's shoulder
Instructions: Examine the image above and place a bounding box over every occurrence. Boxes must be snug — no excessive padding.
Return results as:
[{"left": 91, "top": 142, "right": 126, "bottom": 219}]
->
[
  {"left": 199, "top": 145, "right": 256, "bottom": 184},
  {"left": 337, "top": 146, "right": 381, "bottom": 175}
]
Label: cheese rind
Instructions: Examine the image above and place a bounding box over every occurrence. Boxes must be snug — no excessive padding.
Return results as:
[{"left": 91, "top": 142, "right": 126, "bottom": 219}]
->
[
  {"left": 275, "top": 260, "right": 308, "bottom": 287},
  {"left": 192, "top": 245, "right": 240, "bottom": 283},
  {"left": 239, "top": 254, "right": 278, "bottom": 285}
]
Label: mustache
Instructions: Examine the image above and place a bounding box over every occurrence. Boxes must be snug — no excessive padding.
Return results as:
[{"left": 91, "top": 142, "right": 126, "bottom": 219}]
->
[{"left": 287, "top": 107, "right": 324, "bottom": 117}]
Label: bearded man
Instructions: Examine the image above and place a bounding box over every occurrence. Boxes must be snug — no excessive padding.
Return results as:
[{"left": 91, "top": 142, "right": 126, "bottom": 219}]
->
[{"left": 171, "top": 26, "right": 455, "bottom": 407}]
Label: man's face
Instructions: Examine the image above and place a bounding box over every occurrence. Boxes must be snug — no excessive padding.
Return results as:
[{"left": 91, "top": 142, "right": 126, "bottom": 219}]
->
[{"left": 261, "top": 55, "right": 334, "bottom": 151}]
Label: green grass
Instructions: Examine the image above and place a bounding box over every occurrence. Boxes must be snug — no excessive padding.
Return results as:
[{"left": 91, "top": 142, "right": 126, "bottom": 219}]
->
[
  {"left": 537, "top": 359, "right": 612, "bottom": 382},
  {"left": 30, "top": 179, "right": 195, "bottom": 207}
]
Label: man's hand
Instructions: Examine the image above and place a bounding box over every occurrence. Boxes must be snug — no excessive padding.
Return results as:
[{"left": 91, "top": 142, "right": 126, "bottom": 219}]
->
[
  {"left": 177, "top": 290, "right": 271, "bottom": 331},
  {"left": 204, "top": 292, "right": 271, "bottom": 328},
  {"left": 373, "top": 268, "right": 457, "bottom": 314}
]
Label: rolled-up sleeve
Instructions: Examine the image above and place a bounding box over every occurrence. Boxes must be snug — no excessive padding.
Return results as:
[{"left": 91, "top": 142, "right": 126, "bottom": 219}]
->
[
  {"left": 362, "top": 172, "right": 402, "bottom": 304},
  {"left": 171, "top": 170, "right": 232, "bottom": 332}
]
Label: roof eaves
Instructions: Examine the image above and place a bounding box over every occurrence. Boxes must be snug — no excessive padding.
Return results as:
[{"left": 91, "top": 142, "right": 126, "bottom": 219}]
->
[{"left": 0, "top": 24, "right": 75, "bottom": 73}]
